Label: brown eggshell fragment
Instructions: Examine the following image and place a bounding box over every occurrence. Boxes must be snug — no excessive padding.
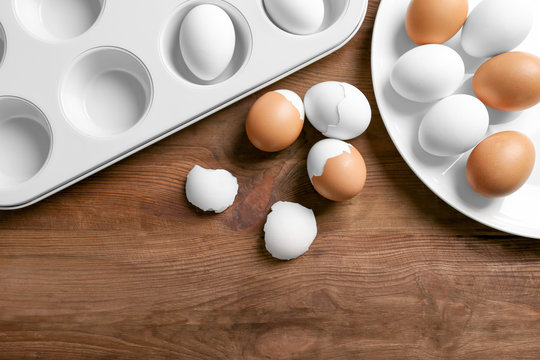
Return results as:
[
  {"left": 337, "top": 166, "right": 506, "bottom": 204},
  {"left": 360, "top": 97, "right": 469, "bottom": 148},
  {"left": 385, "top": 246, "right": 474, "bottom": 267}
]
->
[
  {"left": 406, "top": 0, "right": 468, "bottom": 45},
  {"left": 246, "top": 91, "right": 303, "bottom": 152},
  {"left": 312, "top": 146, "right": 367, "bottom": 202},
  {"left": 466, "top": 131, "right": 535, "bottom": 198},
  {"left": 473, "top": 52, "right": 540, "bottom": 112}
]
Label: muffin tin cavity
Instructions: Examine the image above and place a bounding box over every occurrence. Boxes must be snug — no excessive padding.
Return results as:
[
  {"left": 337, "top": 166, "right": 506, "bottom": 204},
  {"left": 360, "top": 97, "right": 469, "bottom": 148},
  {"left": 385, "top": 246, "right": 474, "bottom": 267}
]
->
[
  {"left": 0, "top": 97, "right": 52, "bottom": 187},
  {"left": 161, "top": 0, "right": 252, "bottom": 85},
  {"left": 14, "top": 0, "right": 105, "bottom": 41},
  {"left": 61, "top": 47, "right": 153, "bottom": 137},
  {"left": 321, "top": 0, "right": 350, "bottom": 31},
  {"left": 263, "top": 0, "right": 350, "bottom": 35}
]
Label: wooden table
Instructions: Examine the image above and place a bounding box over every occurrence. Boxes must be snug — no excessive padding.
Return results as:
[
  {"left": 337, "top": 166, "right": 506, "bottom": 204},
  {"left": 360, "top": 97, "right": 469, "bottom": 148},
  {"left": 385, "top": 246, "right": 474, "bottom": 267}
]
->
[{"left": 2, "top": 2, "right": 540, "bottom": 359}]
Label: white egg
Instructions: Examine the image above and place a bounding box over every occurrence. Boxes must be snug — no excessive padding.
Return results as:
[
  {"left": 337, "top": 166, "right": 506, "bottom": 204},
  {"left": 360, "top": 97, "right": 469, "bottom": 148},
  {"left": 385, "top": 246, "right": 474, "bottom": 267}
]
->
[
  {"left": 185, "top": 165, "right": 239, "bottom": 213},
  {"left": 419, "top": 94, "right": 489, "bottom": 157},
  {"left": 264, "top": 201, "right": 318, "bottom": 260},
  {"left": 391, "top": 45, "right": 465, "bottom": 103},
  {"left": 274, "top": 89, "right": 305, "bottom": 120},
  {"left": 263, "top": 0, "right": 325, "bottom": 35},
  {"left": 304, "top": 82, "right": 372, "bottom": 140},
  {"left": 179, "top": 4, "right": 236, "bottom": 81},
  {"left": 461, "top": 0, "right": 534, "bottom": 58}
]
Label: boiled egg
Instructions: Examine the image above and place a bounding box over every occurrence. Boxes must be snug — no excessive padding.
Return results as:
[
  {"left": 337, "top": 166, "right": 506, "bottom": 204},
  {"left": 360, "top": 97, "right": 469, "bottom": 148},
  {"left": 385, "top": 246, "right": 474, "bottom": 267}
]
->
[
  {"left": 246, "top": 90, "right": 304, "bottom": 152},
  {"left": 406, "top": 0, "right": 468, "bottom": 45},
  {"left": 264, "top": 201, "right": 318, "bottom": 261},
  {"left": 419, "top": 94, "right": 489, "bottom": 157},
  {"left": 179, "top": 4, "right": 236, "bottom": 81},
  {"left": 307, "top": 139, "right": 367, "bottom": 201},
  {"left": 304, "top": 81, "right": 372, "bottom": 140},
  {"left": 462, "top": 0, "right": 534, "bottom": 58},
  {"left": 466, "top": 131, "right": 535, "bottom": 198},
  {"left": 263, "top": 0, "right": 325, "bottom": 35},
  {"left": 391, "top": 45, "right": 465, "bottom": 103},
  {"left": 185, "top": 165, "right": 239, "bottom": 213},
  {"left": 473, "top": 52, "right": 540, "bottom": 112}
]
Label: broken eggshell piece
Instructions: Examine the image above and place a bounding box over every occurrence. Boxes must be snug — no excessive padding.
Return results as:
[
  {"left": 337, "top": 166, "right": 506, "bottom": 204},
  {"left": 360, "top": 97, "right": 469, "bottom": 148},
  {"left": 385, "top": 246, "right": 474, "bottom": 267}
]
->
[
  {"left": 307, "top": 139, "right": 367, "bottom": 201},
  {"left": 304, "top": 81, "right": 372, "bottom": 140},
  {"left": 185, "top": 165, "right": 239, "bottom": 213},
  {"left": 264, "top": 201, "right": 318, "bottom": 261}
]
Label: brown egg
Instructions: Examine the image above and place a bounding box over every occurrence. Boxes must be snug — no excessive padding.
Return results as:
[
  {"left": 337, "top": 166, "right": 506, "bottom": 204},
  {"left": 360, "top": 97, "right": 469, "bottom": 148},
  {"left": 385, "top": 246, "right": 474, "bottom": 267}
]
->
[
  {"left": 246, "top": 90, "right": 304, "bottom": 152},
  {"left": 308, "top": 139, "right": 367, "bottom": 202},
  {"left": 466, "top": 131, "right": 535, "bottom": 198},
  {"left": 473, "top": 52, "right": 540, "bottom": 112},
  {"left": 406, "top": 0, "right": 468, "bottom": 45}
]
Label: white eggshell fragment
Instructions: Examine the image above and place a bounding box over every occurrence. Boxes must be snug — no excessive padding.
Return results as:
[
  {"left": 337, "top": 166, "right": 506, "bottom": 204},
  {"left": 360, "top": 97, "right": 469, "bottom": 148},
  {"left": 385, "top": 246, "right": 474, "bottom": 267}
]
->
[
  {"left": 264, "top": 201, "right": 318, "bottom": 260},
  {"left": 304, "top": 82, "right": 372, "bottom": 140},
  {"left": 462, "top": 0, "right": 534, "bottom": 58},
  {"left": 391, "top": 44, "right": 465, "bottom": 103},
  {"left": 419, "top": 94, "right": 489, "bottom": 157},
  {"left": 263, "top": 0, "right": 325, "bottom": 35},
  {"left": 179, "top": 4, "right": 236, "bottom": 81},
  {"left": 185, "top": 165, "right": 239, "bottom": 213}
]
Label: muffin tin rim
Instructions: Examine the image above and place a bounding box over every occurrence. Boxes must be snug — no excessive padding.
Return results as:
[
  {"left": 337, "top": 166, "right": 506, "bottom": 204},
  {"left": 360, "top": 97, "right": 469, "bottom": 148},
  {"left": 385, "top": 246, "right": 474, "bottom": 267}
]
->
[{"left": 0, "top": 0, "right": 369, "bottom": 209}]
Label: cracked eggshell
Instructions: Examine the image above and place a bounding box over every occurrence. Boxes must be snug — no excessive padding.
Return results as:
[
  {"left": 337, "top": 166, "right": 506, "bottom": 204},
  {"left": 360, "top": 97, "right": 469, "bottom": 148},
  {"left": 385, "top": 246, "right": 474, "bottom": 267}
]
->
[
  {"left": 185, "top": 165, "right": 239, "bottom": 213},
  {"left": 307, "top": 139, "right": 367, "bottom": 201},
  {"left": 264, "top": 201, "right": 318, "bottom": 261},
  {"left": 246, "top": 90, "right": 304, "bottom": 152},
  {"left": 274, "top": 90, "right": 305, "bottom": 120},
  {"left": 304, "top": 81, "right": 372, "bottom": 140}
]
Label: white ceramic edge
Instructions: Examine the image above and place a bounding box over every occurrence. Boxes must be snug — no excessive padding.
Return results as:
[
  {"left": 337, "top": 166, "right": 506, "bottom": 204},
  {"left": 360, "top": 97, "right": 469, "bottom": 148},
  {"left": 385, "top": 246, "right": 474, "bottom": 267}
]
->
[
  {"left": 0, "top": 0, "right": 369, "bottom": 209},
  {"left": 371, "top": 0, "right": 540, "bottom": 239}
]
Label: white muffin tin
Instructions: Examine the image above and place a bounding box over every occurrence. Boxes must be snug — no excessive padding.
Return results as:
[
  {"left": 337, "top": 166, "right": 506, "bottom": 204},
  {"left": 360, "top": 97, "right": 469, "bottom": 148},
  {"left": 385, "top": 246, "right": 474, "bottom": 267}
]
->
[{"left": 0, "top": 0, "right": 368, "bottom": 209}]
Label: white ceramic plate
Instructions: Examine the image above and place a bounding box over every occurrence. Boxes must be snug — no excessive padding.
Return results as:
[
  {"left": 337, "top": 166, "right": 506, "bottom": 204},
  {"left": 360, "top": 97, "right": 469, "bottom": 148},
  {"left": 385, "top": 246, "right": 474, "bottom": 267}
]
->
[{"left": 372, "top": 0, "right": 540, "bottom": 238}]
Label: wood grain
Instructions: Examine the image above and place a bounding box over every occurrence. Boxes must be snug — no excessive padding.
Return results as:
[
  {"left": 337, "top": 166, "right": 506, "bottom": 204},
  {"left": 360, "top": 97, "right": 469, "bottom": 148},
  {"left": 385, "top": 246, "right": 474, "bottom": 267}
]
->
[{"left": 1, "top": 2, "right": 540, "bottom": 359}]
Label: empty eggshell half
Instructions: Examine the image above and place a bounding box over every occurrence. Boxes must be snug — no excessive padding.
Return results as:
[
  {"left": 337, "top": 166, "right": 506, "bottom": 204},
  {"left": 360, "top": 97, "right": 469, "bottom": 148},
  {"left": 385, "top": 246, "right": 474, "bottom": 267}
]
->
[
  {"left": 179, "top": 4, "right": 236, "bottom": 81},
  {"left": 304, "top": 81, "right": 372, "bottom": 140},
  {"left": 246, "top": 90, "right": 304, "bottom": 152},
  {"left": 264, "top": 201, "right": 318, "bottom": 261},
  {"left": 185, "top": 165, "right": 239, "bottom": 213},
  {"left": 307, "top": 139, "right": 367, "bottom": 201}
]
